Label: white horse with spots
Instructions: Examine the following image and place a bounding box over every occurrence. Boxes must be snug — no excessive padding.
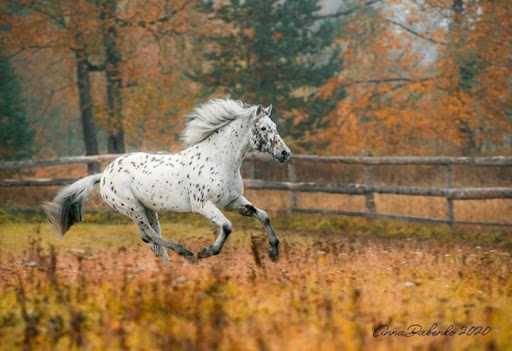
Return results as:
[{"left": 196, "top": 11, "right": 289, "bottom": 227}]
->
[{"left": 43, "top": 99, "right": 292, "bottom": 262}]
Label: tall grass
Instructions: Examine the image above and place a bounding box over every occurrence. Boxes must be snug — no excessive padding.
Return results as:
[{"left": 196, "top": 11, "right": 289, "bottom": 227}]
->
[{"left": 0, "top": 215, "right": 510, "bottom": 350}]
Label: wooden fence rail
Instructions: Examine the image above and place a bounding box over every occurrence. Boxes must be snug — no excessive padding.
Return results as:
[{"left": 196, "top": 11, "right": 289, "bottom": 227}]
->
[
  {"left": 1, "top": 154, "right": 512, "bottom": 227},
  {"left": 2, "top": 177, "right": 511, "bottom": 200},
  {"left": 2, "top": 153, "right": 512, "bottom": 171}
]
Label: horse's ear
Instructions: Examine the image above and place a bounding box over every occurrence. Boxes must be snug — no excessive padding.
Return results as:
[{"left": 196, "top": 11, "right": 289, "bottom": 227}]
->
[
  {"left": 264, "top": 104, "right": 272, "bottom": 115},
  {"left": 253, "top": 105, "right": 264, "bottom": 120}
]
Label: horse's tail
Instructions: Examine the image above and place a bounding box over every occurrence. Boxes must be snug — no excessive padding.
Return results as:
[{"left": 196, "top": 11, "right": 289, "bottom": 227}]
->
[{"left": 42, "top": 173, "right": 102, "bottom": 236}]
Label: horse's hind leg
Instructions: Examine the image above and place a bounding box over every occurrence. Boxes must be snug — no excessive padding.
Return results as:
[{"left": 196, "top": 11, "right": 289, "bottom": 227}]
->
[
  {"left": 129, "top": 206, "right": 195, "bottom": 261},
  {"left": 99, "top": 173, "right": 192, "bottom": 260},
  {"left": 144, "top": 207, "right": 170, "bottom": 261}
]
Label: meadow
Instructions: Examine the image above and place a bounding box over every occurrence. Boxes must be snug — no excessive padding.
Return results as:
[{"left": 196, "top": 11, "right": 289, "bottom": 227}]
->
[{"left": 0, "top": 211, "right": 511, "bottom": 351}]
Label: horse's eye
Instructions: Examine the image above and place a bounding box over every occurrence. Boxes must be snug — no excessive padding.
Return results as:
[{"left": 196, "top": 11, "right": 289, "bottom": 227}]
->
[{"left": 261, "top": 127, "right": 266, "bottom": 131}]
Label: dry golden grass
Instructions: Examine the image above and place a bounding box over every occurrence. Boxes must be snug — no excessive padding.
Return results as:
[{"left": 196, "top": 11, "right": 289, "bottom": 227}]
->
[
  {"left": 0, "top": 213, "right": 511, "bottom": 351},
  {"left": 375, "top": 194, "right": 448, "bottom": 219},
  {"left": 296, "top": 193, "right": 367, "bottom": 212},
  {"left": 456, "top": 199, "right": 512, "bottom": 224}
]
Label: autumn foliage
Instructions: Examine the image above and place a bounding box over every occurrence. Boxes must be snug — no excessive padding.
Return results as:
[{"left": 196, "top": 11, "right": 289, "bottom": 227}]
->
[
  {"left": 0, "top": 0, "right": 511, "bottom": 158},
  {"left": 313, "top": 0, "right": 512, "bottom": 156}
]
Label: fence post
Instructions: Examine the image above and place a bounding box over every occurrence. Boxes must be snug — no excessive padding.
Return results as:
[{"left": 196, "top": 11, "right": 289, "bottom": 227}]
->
[
  {"left": 363, "top": 165, "right": 377, "bottom": 218},
  {"left": 87, "top": 160, "right": 100, "bottom": 174},
  {"left": 287, "top": 161, "right": 297, "bottom": 213},
  {"left": 445, "top": 164, "right": 455, "bottom": 226}
]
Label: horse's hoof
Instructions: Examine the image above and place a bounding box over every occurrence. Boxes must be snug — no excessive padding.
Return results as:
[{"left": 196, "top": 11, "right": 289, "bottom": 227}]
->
[
  {"left": 197, "top": 248, "right": 212, "bottom": 259},
  {"left": 197, "top": 246, "right": 217, "bottom": 259},
  {"left": 269, "top": 246, "right": 279, "bottom": 262}
]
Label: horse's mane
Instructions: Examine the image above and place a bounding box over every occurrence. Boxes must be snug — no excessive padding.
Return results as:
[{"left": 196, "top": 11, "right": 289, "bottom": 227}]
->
[{"left": 181, "top": 98, "right": 254, "bottom": 146}]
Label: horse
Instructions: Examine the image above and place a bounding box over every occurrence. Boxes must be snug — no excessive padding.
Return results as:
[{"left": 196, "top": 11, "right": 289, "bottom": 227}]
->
[{"left": 42, "top": 99, "right": 292, "bottom": 262}]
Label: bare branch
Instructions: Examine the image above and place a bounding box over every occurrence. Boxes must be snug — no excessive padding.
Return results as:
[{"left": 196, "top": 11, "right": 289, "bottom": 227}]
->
[
  {"left": 312, "top": 0, "right": 384, "bottom": 20},
  {"left": 86, "top": 61, "right": 106, "bottom": 72},
  {"left": 5, "top": 41, "right": 67, "bottom": 63},
  {"left": 115, "top": 1, "right": 191, "bottom": 30},
  {"left": 340, "top": 76, "right": 437, "bottom": 88},
  {"left": 26, "top": 1, "right": 67, "bottom": 28},
  {"left": 386, "top": 18, "right": 447, "bottom": 45}
]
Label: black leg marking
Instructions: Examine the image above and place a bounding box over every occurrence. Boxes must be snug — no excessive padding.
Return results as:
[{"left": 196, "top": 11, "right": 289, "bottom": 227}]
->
[
  {"left": 239, "top": 204, "right": 257, "bottom": 217},
  {"left": 198, "top": 224, "right": 232, "bottom": 259},
  {"left": 268, "top": 237, "right": 280, "bottom": 262},
  {"left": 233, "top": 198, "right": 280, "bottom": 262},
  {"left": 141, "top": 236, "right": 150, "bottom": 244},
  {"left": 137, "top": 216, "right": 194, "bottom": 262},
  {"left": 257, "top": 210, "right": 279, "bottom": 261},
  {"left": 222, "top": 223, "right": 232, "bottom": 236}
]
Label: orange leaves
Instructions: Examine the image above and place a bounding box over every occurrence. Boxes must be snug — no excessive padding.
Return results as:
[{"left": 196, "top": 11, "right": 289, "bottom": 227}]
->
[
  {"left": 317, "top": 77, "right": 341, "bottom": 99},
  {"left": 311, "top": 0, "right": 512, "bottom": 156},
  {"left": 271, "top": 31, "right": 283, "bottom": 41}
]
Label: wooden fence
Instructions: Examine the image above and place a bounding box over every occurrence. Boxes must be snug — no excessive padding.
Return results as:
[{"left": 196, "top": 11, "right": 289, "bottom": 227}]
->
[{"left": 1, "top": 153, "right": 512, "bottom": 227}]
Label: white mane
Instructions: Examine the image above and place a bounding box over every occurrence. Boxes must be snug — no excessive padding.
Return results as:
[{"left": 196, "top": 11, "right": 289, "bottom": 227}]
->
[{"left": 182, "top": 98, "right": 255, "bottom": 146}]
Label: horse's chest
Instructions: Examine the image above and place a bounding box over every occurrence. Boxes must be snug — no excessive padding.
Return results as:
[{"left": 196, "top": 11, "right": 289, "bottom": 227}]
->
[{"left": 215, "top": 174, "right": 243, "bottom": 207}]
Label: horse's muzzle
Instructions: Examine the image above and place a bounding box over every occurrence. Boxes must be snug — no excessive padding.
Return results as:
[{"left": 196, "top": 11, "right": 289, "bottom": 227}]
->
[{"left": 277, "top": 150, "right": 292, "bottom": 163}]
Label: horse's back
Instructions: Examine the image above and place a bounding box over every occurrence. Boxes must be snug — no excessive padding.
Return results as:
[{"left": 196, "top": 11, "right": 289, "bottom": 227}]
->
[{"left": 99, "top": 149, "right": 243, "bottom": 213}]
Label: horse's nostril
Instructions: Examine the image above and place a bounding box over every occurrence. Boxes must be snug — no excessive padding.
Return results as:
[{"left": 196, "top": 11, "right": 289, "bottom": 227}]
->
[{"left": 282, "top": 150, "right": 288, "bottom": 157}]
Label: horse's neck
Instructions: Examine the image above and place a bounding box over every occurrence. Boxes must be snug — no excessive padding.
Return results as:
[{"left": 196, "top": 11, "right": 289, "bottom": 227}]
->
[{"left": 201, "top": 118, "right": 252, "bottom": 171}]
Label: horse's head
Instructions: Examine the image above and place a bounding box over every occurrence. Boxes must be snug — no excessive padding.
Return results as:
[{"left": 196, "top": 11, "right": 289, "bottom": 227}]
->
[{"left": 249, "top": 105, "right": 292, "bottom": 163}]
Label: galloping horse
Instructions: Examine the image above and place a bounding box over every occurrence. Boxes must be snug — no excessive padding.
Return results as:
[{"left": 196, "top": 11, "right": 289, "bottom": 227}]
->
[{"left": 43, "top": 99, "right": 292, "bottom": 262}]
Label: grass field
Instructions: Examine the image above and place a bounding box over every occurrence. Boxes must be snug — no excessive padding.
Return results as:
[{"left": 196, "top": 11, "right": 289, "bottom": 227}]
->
[{"left": 0, "top": 212, "right": 511, "bottom": 350}]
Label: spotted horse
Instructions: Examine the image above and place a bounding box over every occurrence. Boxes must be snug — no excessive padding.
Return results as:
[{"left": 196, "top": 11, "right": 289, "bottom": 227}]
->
[{"left": 43, "top": 99, "right": 292, "bottom": 262}]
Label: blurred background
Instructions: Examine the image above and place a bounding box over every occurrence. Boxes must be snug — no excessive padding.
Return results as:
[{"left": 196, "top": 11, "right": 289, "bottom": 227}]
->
[{"left": 1, "top": 0, "right": 511, "bottom": 160}]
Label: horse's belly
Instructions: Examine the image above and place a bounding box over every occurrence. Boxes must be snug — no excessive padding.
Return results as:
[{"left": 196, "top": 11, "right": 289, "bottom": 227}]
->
[{"left": 131, "top": 175, "right": 191, "bottom": 212}]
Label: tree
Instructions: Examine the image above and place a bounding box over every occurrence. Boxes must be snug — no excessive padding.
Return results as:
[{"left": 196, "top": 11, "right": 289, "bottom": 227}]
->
[
  {"left": 1, "top": 0, "right": 102, "bottom": 171},
  {"left": 98, "top": 0, "right": 125, "bottom": 153},
  {"left": 0, "top": 49, "right": 33, "bottom": 160},
  {"left": 315, "top": 0, "right": 512, "bottom": 156},
  {"left": 95, "top": 0, "right": 196, "bottom": 153},
  {"left": 412, "top": 0, "right": 512, "bottom": 155},
  {"left": 194, "top": 0, "right": 345, "bottom": 145},
  {"left": 1, "top": 0, "right": 199, "bottom": 161}
]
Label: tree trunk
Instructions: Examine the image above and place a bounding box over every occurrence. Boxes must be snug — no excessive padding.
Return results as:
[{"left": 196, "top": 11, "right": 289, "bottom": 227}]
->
[
  {"left": 452, "top": 0, "right": 464, "bottom": 17},
  {"left": 459, "top": 121, "right": 477, "bottom": 156},
  {"left": 450, "top": 0, "right": 475, "bottom": 155},
  {"left": 101, "top": 0, "right": 125, "bottom": 154},
  {"left": 74, "top": 48, "right": 100, "bottom": 173}
]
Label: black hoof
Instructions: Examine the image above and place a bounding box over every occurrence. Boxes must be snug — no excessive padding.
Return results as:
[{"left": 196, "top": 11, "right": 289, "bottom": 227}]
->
[
  {"left": 269, "top": 245, "right": 279, "bottom": 262},
  {"left": 197, "top": 246, "right": 218, "bottom": 259}
]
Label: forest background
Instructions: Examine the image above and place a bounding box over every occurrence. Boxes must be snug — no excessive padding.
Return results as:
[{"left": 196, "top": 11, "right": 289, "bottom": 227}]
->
[{"left": 1, "top": 0, "right": 511, "bottom": 161}]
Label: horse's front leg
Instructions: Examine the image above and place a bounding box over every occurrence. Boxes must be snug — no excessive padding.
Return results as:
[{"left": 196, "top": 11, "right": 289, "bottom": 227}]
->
[
  {"left": 193, "top": 201, "right": 232, "bottom": 259},
  {"left": 229, "top": 196, "right": 279, "bottom": 261}
]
